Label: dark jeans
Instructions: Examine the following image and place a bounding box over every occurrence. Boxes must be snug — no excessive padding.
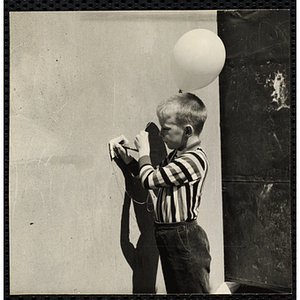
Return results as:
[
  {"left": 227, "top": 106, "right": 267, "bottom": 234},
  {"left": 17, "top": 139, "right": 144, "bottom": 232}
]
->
[{"left": 155, "top": 220, "right": 211, "bottom": 294}]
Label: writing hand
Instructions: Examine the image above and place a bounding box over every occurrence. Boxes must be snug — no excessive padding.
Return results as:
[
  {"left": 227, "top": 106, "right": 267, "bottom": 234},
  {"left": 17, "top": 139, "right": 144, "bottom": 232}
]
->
[{"left": 109, "top": 135, "right": 133, "bottom": 164}]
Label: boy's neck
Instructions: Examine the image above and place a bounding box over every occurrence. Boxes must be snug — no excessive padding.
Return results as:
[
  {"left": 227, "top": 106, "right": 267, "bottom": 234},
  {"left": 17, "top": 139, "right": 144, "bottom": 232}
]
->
[{"left": 177, "top": 136, "right": 201, "bottom": 154}]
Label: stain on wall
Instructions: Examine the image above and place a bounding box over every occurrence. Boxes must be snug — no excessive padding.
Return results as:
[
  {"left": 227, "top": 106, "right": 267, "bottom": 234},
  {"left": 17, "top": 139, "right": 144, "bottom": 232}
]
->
[{"left": 265, "top": 71, "right": 290, "bottom": 111}]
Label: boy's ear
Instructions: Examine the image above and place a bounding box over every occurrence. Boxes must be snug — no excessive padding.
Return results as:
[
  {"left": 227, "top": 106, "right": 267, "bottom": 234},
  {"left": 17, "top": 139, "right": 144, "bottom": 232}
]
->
[{"left": 184, "top": 125, "right": 193, "bottom": 136}]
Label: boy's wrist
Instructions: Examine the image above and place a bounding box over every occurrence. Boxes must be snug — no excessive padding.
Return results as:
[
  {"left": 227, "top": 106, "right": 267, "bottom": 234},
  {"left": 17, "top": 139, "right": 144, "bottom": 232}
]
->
[{"left": 138, "top": 155, "right": 152, "bottom": 169}]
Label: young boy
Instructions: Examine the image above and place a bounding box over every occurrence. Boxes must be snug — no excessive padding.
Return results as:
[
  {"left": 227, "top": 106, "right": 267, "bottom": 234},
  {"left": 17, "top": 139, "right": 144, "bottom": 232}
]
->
[{"left": 111, "top": 92, "right": 211, "bottom": 294}]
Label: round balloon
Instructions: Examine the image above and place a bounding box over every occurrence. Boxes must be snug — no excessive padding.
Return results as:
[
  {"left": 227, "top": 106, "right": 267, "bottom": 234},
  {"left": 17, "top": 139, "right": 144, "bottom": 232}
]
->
[{"left": 171, "top": 29, "right": 226, "bottom": 91}]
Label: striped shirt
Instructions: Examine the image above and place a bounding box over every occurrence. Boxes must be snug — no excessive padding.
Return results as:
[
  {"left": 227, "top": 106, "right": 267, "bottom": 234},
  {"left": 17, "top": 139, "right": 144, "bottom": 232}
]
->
[{"left": 138, "top": 147, "right": 208, "bottom": 223}]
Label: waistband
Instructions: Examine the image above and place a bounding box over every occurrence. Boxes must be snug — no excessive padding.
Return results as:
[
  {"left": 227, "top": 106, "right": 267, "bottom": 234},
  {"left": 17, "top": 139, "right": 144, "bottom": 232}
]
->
[{"left": 154, "top": 219, "right": 197, "bottom": 230}]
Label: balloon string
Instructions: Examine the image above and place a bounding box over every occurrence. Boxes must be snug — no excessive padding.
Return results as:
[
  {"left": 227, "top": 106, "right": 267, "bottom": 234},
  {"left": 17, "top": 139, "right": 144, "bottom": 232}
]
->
[
  {"left": 110, "top": 161, "right": 154, "bottom": 222},
  {"left": 110, "top": 161, "right": 139, "bottom": 223},
  {"left": 110, "top": 91, "right": 184, "bottom": 214},
  {"left": 132, "top": 193, "right": 154, "bottom": 212},
  {"left": 110, "top": 117, "right": 163, "bottom": 216}
]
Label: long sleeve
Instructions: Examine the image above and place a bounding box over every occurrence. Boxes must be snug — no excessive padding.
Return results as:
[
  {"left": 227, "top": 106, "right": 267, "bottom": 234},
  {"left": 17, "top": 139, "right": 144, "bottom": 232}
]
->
[{"left": 138, "top": 150, "right": 208, "bottom": 190}]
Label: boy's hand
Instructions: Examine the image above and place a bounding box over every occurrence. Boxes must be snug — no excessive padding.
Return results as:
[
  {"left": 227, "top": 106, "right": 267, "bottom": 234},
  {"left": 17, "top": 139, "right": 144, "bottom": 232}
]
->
[
  {"left": 109, "top": 135, "right": 133, "bottom": 164},
  {"left": 134, "top": 131, "right": 150, "bottom": 157}
]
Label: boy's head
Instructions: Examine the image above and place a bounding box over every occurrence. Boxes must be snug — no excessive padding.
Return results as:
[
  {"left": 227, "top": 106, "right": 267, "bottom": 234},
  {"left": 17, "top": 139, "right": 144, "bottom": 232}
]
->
[
  {"left": 157, "top": 92, "right": 207, "bottom": 135},
  {"left": 156, "top": 92, "right": 207, "bottom": 149}
]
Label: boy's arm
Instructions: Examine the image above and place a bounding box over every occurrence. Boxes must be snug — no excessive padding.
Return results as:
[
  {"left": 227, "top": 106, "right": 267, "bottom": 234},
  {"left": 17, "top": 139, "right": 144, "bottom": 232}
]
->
[
  {"left": 134, "top": 130, "right": 207, "bottom": 189},
  {"left": 139, "top": 152, "right": 208, "bottom": 189},
  {"left": 126, "top": 148, "right": 172, "bottom": 178}
]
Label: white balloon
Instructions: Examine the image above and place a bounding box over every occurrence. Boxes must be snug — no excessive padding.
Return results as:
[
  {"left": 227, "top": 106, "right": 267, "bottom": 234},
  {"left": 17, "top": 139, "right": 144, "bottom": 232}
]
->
[{"left": 171, "top": 29, "right": 226, "bottom": 91}]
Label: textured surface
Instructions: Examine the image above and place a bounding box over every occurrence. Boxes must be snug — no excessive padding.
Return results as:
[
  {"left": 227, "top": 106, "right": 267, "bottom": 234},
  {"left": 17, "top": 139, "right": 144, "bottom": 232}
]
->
[
  {"left": 9, "top": 11, "right": 224, "bottom": 294},
  {"left": 218, "top": 10, "right": 292, "bottom": 291}
]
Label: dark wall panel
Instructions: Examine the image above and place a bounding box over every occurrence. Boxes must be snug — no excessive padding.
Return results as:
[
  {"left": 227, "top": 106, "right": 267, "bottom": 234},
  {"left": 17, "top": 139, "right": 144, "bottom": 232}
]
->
[
  {"left": 218, "top": 10, "right": 290, "bottom": 181},
  {"left": 218, "top": 10, "right": 291, "bottom": 290},
  {"left": 223, "top": 182, "right": 291, "bottom": 289}
]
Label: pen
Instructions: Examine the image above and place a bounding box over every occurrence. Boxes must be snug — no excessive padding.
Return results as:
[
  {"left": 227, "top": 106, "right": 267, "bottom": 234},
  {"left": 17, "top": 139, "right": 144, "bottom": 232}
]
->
[{"left": 123, "top": 146, "right": 139, "bottom": 152}]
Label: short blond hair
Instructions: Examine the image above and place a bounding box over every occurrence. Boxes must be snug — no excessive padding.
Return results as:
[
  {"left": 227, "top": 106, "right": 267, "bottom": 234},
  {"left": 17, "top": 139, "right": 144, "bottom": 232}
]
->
[{"left": 156, "top": 93, "right": 207, "bottom": 135}]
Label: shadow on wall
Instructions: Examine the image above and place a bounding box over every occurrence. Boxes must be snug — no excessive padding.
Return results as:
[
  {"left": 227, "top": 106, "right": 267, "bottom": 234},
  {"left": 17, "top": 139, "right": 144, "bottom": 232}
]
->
[{"left": 113, "top": 123, "right": 167, "bottom": 294}]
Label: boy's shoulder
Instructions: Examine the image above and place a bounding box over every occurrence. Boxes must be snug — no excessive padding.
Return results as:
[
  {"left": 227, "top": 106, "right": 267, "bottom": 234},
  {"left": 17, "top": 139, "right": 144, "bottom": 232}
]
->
[
  {"left": 178, "top": 147, "right": 209, "bottom": 166},
  {"left": 180, "top": 147, "right": 207, "bottom": 158}
]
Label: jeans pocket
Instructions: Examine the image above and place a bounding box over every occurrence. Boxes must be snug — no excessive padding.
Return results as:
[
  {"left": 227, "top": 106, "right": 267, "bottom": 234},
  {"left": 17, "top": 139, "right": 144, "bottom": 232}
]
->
[{"left": 176, "top": 227, "right": 191, "bottom": 252}]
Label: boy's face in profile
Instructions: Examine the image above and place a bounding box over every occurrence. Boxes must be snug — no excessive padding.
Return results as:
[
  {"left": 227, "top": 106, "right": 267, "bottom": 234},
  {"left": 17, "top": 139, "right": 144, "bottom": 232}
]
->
[{"left": 158, "top": 114, "right": 186, "bottom": 150}]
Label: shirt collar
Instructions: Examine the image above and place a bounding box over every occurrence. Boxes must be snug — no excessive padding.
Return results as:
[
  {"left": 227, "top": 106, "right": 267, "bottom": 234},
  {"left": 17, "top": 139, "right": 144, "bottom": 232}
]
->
[{"left": 176, "top": 141, "right": 201, "bottom": 157}]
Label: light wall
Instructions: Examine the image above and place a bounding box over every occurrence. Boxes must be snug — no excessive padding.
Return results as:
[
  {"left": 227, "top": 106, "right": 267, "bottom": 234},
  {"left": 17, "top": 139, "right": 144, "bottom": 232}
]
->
[{"left": 9, "top": 11, "right": 223, "bottom": 294}]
